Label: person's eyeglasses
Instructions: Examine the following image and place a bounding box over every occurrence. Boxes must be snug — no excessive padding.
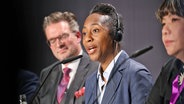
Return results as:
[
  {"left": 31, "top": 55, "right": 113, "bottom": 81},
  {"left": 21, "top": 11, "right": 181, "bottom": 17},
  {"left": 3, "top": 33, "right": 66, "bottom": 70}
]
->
[{"left": 47, "top": 33, "right": 70, "bottom": 46}]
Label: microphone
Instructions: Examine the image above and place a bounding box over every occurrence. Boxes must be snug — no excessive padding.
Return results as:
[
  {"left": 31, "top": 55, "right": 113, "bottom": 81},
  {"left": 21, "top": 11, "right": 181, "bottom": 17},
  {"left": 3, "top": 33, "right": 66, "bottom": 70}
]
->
[
  {"left": 129, "top": 45, "right": 153, "bottom": 58},
  {"left": 19, "top": 94, "right": 27, "bottom": 104},
  {"left": 90, "top": 45, "right": 153, "bottom": 104},
  {"left": 29, "top": 55, "right": 83, "bottom": 104},
  {"left": 55, "top": 54, "right": 83, "bottom": 65}
]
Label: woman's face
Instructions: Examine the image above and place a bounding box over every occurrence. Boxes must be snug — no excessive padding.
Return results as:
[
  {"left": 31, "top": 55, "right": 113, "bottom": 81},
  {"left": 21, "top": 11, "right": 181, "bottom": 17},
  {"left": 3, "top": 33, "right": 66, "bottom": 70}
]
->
[
  {"left": 162, "top": 14, "right": 184, "bottom": 60},
  {"left": 82, "top": 13, "right": 114, "bottom": 63}
]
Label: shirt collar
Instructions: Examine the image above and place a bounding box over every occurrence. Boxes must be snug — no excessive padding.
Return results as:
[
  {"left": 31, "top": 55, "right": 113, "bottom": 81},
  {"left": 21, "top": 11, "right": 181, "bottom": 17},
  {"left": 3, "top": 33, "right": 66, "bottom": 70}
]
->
[
  {"left": 97, "top": 50, "right": 123, "bottom": 81},
  {"left": 62, "top": 50, "right": 82, "bottom": 72}
]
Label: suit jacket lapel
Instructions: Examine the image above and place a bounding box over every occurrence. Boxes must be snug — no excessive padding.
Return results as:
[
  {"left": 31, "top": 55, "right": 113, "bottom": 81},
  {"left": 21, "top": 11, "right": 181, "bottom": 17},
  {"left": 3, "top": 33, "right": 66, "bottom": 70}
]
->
[
  {"left": 88, "top": 73, "right": 98, "bottom": 104},
  {"left": 63, "top": 53, "right": 91, "bottom": 104},
  {"left": 101, "top": 70, "right": 123, "bottom": 104},
  {"left": 72, "top": 55, "right": 90, "bottom": 88},
  {"left": 101, "top": 52, "right": 127, "bottom": 104},
  {"left": 40, "top": 64, "right": 62, "bottom": 104},
  {"left": 50, "top": 65, "right": 62, "bottom": 104}
]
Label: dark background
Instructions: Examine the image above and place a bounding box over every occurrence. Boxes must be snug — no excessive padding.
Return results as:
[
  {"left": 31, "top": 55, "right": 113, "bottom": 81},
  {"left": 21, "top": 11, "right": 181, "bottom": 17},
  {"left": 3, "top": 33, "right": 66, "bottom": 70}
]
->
[{"left": 12, "top": 0, "right": 169, "bottom": 103}]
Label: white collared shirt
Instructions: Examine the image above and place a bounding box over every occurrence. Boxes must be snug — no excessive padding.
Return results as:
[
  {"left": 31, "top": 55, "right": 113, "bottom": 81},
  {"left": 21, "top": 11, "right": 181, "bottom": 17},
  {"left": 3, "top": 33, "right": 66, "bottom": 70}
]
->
[
  {"left": 97, "top": 50, "right": 123, "bottom": 104},
  {"left": 61, "top": 50, "right": 82, "bottom": 89}
]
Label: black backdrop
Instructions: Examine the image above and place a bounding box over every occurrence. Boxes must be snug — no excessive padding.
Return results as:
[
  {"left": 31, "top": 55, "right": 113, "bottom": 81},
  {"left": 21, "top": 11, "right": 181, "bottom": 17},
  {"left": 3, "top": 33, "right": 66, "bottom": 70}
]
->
[{"left": 11, "top": 0, "right": 170, "bottom": 103}]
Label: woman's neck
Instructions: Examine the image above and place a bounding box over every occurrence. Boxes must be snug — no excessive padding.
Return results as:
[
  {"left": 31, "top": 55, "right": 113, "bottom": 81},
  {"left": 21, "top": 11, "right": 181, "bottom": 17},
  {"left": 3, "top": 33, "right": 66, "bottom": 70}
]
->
[{"left": 100, "top": 49, "right": 120, "bottom": 71}]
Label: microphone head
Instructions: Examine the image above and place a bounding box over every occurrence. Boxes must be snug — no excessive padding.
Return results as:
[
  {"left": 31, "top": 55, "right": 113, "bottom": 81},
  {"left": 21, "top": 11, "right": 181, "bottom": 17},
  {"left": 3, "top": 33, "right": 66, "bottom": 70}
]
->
[
  {"left": 129, "top": 45, "right": 153, "bottom": 58},
  {"left": 62, "top": 55, "right": 83, "bottom": 64}
]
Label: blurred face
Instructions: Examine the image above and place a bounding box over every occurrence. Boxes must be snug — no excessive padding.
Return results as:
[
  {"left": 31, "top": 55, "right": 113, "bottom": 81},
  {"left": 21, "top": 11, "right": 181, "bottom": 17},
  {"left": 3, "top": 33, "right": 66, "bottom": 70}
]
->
[
  {"left": 82, "top": 13, "right": 114, "bottom": 63},
  {"left": 45, "top": 21, "right": 81, "bottom": 61},
  {"left": 162, "top": 14, "right": 184, "bottom": 60}
]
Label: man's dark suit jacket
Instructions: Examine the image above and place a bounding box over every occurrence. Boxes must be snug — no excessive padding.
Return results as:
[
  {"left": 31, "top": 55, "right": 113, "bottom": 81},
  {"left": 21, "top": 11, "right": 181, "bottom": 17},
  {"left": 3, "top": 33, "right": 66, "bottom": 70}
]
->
[
  {"left": 17, "top": 70, "right": 39, "bottom": 103},
  {"left": 32, "top": 52, "right": 99, "bottom": 104}
]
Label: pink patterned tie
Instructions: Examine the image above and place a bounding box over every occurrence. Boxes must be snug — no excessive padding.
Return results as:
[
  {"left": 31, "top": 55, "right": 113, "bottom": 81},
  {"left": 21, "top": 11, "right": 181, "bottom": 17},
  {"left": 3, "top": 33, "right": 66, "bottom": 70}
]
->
[{"left": 57, "top": 67, "right": 71, "bottom": 103}]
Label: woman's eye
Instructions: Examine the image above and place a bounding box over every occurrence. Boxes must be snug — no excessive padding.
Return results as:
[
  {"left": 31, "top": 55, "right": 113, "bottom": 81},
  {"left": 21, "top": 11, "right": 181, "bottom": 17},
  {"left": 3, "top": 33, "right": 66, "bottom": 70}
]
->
[
  {"left": 82, "top": 32, "right": 86, "bottom": 36},
  {"left": 171, "top": 18, "right": 179, "bottom": 22},
  {"left": 93, "top": 29, "right": 99, "bottom": 33},
  {"left": 161, "top": 23, "right": 165, "bottom": 27}
]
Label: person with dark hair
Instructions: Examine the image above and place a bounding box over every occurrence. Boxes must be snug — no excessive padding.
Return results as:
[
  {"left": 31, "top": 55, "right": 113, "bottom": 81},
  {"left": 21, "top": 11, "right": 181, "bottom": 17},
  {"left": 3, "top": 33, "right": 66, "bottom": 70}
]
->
[
  {"left": 82, "top": 3, "right": 153, "bottom": 104},
  {"left": 145, "top": 0, "right": 184, "bottom": 104},
  {"left": 32, "top": 11, "right": 98, "bottom": 104}
]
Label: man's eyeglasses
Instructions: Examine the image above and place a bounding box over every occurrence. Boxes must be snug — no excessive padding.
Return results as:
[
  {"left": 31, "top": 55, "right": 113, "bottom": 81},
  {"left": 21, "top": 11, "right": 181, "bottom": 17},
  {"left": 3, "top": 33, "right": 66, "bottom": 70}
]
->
[{"left": 47, "top": 33, "right": 70, "bottom": 46}]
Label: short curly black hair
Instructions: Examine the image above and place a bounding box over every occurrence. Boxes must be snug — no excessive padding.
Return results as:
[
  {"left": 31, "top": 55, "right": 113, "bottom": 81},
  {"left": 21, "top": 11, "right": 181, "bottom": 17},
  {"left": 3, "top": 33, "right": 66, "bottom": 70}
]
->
[{"left": 89, "top": 3, "right": 124, "bottom": 41}]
